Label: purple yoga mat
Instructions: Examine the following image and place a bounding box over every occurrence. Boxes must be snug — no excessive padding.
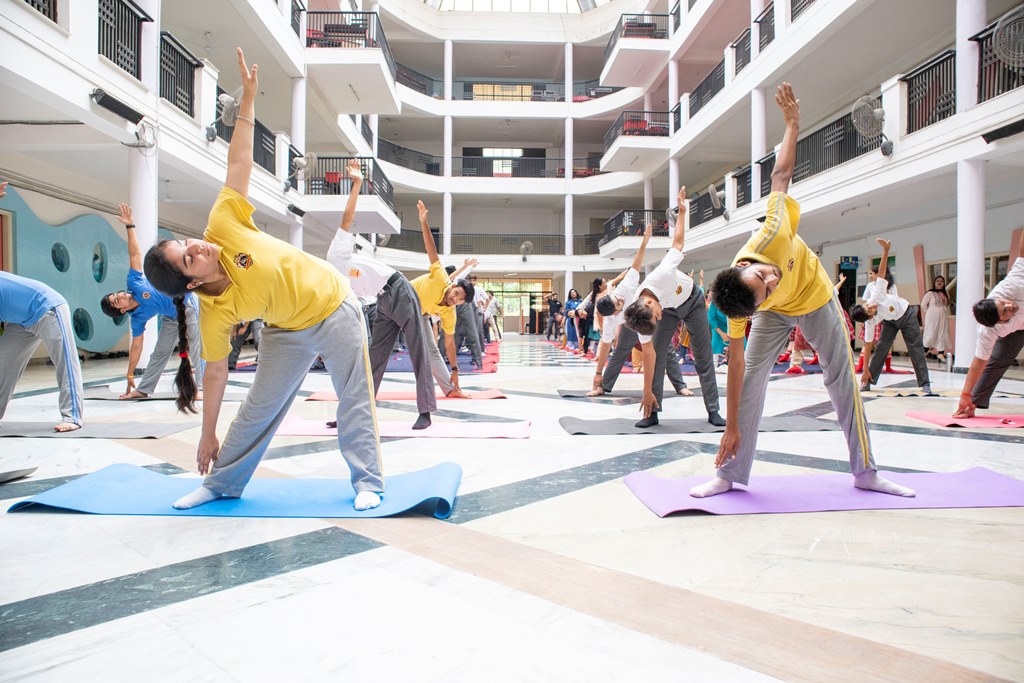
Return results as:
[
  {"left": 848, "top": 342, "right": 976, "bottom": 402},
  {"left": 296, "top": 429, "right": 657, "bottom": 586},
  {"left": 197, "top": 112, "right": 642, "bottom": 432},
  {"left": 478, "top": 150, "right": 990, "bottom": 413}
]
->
[{"left": 623, "top": 467, "right": 1024, "bottom": 517}]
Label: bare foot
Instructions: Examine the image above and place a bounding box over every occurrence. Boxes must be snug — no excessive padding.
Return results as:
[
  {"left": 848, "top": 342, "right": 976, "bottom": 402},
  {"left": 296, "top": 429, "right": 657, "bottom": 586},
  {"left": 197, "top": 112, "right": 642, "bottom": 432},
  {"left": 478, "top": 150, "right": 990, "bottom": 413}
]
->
[
  {"left": 585, "top": 387, "right": 606, "bottom": 397},
  {"left": 676, "top": 387, "right": 694, "bottom": 396},
  {"left": 446, "top": 388, "right": 469, "bottom": 399},
  {"left": 119, "top": 390, "right": 149, "bottom": 400},
  {"left": 54, "top": 422, "right": 81, "bottom": 433}
]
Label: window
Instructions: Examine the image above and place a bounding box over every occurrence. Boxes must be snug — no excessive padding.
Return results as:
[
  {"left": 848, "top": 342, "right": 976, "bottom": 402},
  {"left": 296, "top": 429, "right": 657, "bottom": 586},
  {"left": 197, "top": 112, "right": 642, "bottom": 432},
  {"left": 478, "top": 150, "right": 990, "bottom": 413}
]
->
[{"left": 484, "top": 147, "right": 523, "bottom": 177}]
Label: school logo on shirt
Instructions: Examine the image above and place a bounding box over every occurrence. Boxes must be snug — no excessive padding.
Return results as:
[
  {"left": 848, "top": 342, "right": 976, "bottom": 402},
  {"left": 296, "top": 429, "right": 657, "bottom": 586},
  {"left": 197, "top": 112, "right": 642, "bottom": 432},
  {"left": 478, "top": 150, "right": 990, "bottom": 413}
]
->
[
  {"left": 787, "top": 258, "right": 795, "bottom": 272},
  {"left": 349, "top": 267, "right": 361, "bottom": 279},
  {"left": 889, "top": 305, "right": 895, "bottom": 313},
  {"left": 675, "top": 285, "right": 683, "bottom": 295},
  {"left": 233, "top": 253, "right": 254, "bottom": 270},
  {"left": 141, "top": 292, "right": 150, "bottom": 300}
]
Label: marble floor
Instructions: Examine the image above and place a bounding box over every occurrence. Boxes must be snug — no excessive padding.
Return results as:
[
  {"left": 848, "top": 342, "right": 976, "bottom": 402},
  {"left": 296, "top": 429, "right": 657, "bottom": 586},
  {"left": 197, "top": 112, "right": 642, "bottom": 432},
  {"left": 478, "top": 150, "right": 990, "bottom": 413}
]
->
[{"left": 1, "top": 335, "right": 1022, "bottom": 682}]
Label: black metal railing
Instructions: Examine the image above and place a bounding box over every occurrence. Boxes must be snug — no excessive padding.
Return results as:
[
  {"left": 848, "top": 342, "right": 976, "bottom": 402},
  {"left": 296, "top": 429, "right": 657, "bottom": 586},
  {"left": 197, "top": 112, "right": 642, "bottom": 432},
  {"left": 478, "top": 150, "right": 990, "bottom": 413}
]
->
[
  {"left": 253, "top": 120, "right": 277, "bottom": 175},
  {"left": 689, "top": 183, "right": 726, "bottom": 227},
  {"left": 902, "top": 49, "right": 956, "bottom": 134},
  {"left": 605, "top": 13, "right": 671, "bottom": 59},
  {"left": 452, "top": 156, "right": 565, "bottom": 178},
  {"left": 305, "top": 156, "right": 395, "bottom": 212},
  {"left": 599, "top": 209, "right": 671, "bottom": 246},
  {"left": 378, "top": 139, "right": 443, "bottom": 175},
  {"left": 24, "top": 0, "right": 57, "bottom": 21},
  {"left": 287, "top": 144, "right": 302, "bottom": 190},
  {"left": 159, "top": 32, "right": 201, "bottom": 117},
  {"left": 382, "top": 228, "right": 440, "bottom": 254},
  {"left": 291, "top": 0, "right": 304, "bottom": 37},
  {"left": 574, "top": 233, "right": 604, "bottom": 255},
  {"left": 671, "top": 102, "right": 681, "bottom": 133},
  {"left": 756, "top": 3, "right": 774, "bottom": 51},
  {"left": 564, "top": 157, "right": 605, "bottom": 178},
  {"left": 690, "top": 60, "right": 725, "bottom": 116},
  {"left": 603, "top": 110, "right": 671, "bottom": 148},
  {"left": 671, "top": 0, "right": 680, "bottom": 32},
  {"left": 758, "top": 152, "right": 776, "bottom": 197},
  {"left": 973, "top": 22, "right": 1024, "bottom": 103},
  {"left": 791, "top": 0, "right": 816, "bottom": 21},
  {"left": 452, "top": 80, "right": 565, "bottom": 102},
  {"left": 98, "top": 0, "right": 152, "bottom": 81},
  {"left": 571, "top": 80, "right": 622, "bottom": 101},
  {"left": 360, "top": 117, "right": 373, "bottom": 148},
  {"left": 305, "top": 12, "right": 395, "bottom": 78},
  {"left": 735, "top": 165, "right": 752, "bottom": 207},
  {"left": 733, "top": 27, "right": 751, "bottom": 75},
  {"left": 791, "top": 111, "right": 881, "bottom": 184},
  {"left": 395, "top": 63, "right": 444, "bottom": 98},
  {"left": 451, "top": 233, "right": 563, "bottom": 255}
]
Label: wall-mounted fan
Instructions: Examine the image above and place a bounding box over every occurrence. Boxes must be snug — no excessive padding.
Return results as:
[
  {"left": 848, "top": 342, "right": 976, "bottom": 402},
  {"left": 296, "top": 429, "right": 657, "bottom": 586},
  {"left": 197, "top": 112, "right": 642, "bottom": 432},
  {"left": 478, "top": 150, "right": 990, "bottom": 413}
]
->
[
  {"left": 707, "top": 183, "right": 729, "bottom": 221},
  {"left": 520, "top": 240, "right": 534, "bottom": 262},
  {"left": 851, "top": 95, "right": 894, "bottom": 156},
  {"left": 203, "top": 87, "right": 243, "bottom": 142},
  {"left": 284, "top": 153, "right": 318, "bottom": 190},
  {"left": 993, "top": 6, "right": 1024, "bottom": 69}
]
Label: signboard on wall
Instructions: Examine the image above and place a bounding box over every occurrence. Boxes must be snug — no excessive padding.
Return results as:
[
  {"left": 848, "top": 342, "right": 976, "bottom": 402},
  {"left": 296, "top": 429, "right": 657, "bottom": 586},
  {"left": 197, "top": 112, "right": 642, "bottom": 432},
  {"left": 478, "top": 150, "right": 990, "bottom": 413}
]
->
[{"left": 840, "top": 256, "right": 859, "bottom": 270}]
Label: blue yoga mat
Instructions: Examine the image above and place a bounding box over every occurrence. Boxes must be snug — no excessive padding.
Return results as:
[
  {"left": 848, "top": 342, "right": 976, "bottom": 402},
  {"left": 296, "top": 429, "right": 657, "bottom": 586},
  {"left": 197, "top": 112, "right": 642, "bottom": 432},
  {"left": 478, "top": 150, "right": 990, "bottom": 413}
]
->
[
  {"left": 7, "top": 462, "right": 462, "bottom": 519},
  {"left": 386, "top": 352, "right": 493, "bottom": 374}
]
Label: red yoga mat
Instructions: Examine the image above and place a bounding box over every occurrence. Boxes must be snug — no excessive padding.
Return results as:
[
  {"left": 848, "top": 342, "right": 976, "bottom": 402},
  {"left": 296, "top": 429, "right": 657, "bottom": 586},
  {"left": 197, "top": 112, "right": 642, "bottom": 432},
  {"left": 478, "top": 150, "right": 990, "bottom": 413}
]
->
[
  {"left": 305, "top": 389, "right": 507, "bottom": 401},
  {"left": 906, "top": 411, "right": 1024, "bottom": 429},
  {"left": 276, "top": 415, "right": 531, "bottom": 438}
]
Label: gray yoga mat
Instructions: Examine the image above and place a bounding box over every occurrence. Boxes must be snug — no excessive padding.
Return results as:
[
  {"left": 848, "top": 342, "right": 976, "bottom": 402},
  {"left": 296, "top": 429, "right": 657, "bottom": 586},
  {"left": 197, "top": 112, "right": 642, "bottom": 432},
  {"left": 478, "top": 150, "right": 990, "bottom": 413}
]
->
[
  {"left": 0, "top": 422, "right": 198, "bottom": 439},
  {"left": 83, "top": 385, "right": 249, "bottom": 401},
  {"left": 558, "top": 415, "right": 839, "bottom": 435},
  {"left": 557, "top": 388, "right": 716, "bottom": 400}
]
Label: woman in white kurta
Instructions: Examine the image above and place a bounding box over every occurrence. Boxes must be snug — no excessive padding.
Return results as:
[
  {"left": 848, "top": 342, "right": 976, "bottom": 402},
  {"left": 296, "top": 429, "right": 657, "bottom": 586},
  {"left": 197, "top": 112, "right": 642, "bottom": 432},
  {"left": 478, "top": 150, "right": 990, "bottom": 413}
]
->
[{"left": 920, "top": 275, "right": 950, "bottom": 360}]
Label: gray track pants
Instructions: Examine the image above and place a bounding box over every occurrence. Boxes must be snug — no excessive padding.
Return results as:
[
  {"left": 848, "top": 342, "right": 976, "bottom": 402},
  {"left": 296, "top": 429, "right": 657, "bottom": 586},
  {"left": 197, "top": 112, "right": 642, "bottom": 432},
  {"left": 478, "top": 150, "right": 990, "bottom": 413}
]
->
[
  {"left": 601, "top": 324, "right": 687, "bottom": 393},
  {"left": 203, "top": 295, "right": 383, "bottom": 497},
  {"left": 137, "top": 303, "right": 205, "bottom": 395},
  {"left": 971, "top": 328, "right": 1024, "bottom": 409},
  {"left": 452, "top": 302, "right": 482, "bottom": 365},
  {"left": 866, "top": 305, "right": 930, "bottom": 389},
  {"left": 718, "top": 293, "right": 875, "bottom": 485},
  {"left": 368, "top": 277, "right": 437, "bottom": 414},
  {"left": 421, "top": 314, "right": 456, "bottom": 395},
  {"left": 0, "top": 303, "right": 83, "bottom": 426},
  {"left": 649, "top": 288, "right": 719, "bottom": 415}
]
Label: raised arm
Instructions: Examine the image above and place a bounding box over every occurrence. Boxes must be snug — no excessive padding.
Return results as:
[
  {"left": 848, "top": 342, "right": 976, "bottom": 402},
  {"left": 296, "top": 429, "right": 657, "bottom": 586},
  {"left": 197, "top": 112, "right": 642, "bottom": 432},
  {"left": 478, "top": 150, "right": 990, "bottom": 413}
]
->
[
  {"left": 340, "top": 159, "right": 363, "bottom": 232},
  {"left": 451, "top": 258, "right": 477, "bottom": 281},
  {"left": 671, "top": 186, "right": 688, "bottom": 252},
  {"left": 116, "top": 203, "right": 142, "bottom": 271},
  {"left": 875, "top": 238, "right": 892, "bottom": 282},
  {"left": 417, "top": 199, "right": 441, "bottom": 266},
  {"left": 770, "top": 83, "right": 800, "bottom": 194},
  {"left": 224, "top": 48, "right": 259, "bottom": 197},
  {"left": 834, "top": 271, "right": 847, "bottom": 292},
  {"left": 632, "top": 223, "right": 653, "bottom": 271}
]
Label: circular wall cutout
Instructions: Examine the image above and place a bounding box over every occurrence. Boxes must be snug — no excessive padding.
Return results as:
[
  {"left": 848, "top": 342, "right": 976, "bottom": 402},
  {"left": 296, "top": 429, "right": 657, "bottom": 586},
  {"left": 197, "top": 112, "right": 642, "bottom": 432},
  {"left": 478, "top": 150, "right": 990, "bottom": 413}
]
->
[
  {"left": 51, "top": 243, "right": 70, "bottom": 272},
  {"left": 72, "top": 308, "right": 93, "bottom": 341},
  {"left": 92, "top": 242, "right": 108, "bottom": 283}
]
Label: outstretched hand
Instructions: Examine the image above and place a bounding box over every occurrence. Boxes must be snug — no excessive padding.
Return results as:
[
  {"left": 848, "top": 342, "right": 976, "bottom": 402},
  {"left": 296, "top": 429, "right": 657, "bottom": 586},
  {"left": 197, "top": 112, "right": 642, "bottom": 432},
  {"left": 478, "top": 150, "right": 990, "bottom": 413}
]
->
[
  {"left": 677, "top": 185, "right": 688, "bottom": 212},
  {"left": 640, "top": 391, "right": 659, "bottom": 417},
  {"left": 116, "top": 203, "right": 133, "bottom": 226},
  {"left": 417, "top": 200, "right": 428, "bottom": 225},
  {"left": 876, "top": 238, "right": 892, "bottom": 251},
  {"left": 237, "top": 48, "right": 258, "bottom": 97},
  {"left": 464, "top": 257, "right": 479, "bottom": 267},
  {"left": 346, "top": 158, "right": 363, "bottom": 181},
  {"left": 715, "top": 428, "right": 740, "bottom": 468},
  {"left": 642, "top": 223, "right": 652, "bottom": 241},
  {"left": 775, "top": 82, "right": 799, "bottom": 126}
]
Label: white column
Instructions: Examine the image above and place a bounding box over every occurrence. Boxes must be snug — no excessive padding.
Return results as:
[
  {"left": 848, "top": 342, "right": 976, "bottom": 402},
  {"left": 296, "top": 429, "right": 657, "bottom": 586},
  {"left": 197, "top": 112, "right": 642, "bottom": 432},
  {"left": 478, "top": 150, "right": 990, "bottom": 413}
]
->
[
  {"left": 750, "top": 86, "right": 766, "bottom": 199},
  {"left": 668, "top": 157, "right": 679, "bottom": 237},
  {"left": 724, "top": 171, "right": 737, "bottom": 213},
  {"left": 774, "top": 0, "right": 791, "bottom": 35},
  {"left": 291, "top": 76, "right": 306, "bottom": 153},
  {"left": 564, "top": 270, "right": 574, "bottom": 298},
  {"left": 644, "top": 92, "right": 652, "bottom": 111},
  {"left": 275, "top": 131, "right": 292, "bottom": 182},
  {"left": 564, "top": 42, "right": 573, "bottom": 101},
  {"left": 880, "top": 74, "right": 906, "bottom": 145},
  {"left": 444, "top": 39, "right": 453, "bottom": 101},
  {"left": 723, "top": 45, "right": 735, "bottom": 88},
  {"left": 443, "top": 191, "right": 452, "bottom": 256},
  {"left": 643, "top": 178, "right": 653, "bottom": 211},
  {"left": 277, "top": 0, "right": 288, "bottom": 17},
  {"left": 750, "top": 0, "right": 765, "bottom": 59},
  {"left": 129, "top": 145, "right": 159, "bottom": 366},
  {"left": 198, "top": 59, "right": 220, "bottom": 131},
  {"left": 681, "top": 93, "right": 691, "bottom": 123},
  {"left": 137, "top": 0, "right": 159, "bottom": 94},
  {"left": 564, "top": 117, "right": 574, "bottom": 185},
  {"left": 289, "top": 220, "right": 303, "bottom": 249},
  {"left": 956, "top": 0, "right": 986, "bottom": 113},
  {"left": 564, "top": 193, "right": 574, "bottom": 256},
  {"left": 443, "top": 115, "right": 453, "bottom": 177},
  {"left": 369, "top": 114, "right": 379, "bottom": 153},
  {"left": 668, "top": 59, "right": 679, "bottom": 133},
  {"left": 955, "top": 159, "right": 985, "bottom": 370}
]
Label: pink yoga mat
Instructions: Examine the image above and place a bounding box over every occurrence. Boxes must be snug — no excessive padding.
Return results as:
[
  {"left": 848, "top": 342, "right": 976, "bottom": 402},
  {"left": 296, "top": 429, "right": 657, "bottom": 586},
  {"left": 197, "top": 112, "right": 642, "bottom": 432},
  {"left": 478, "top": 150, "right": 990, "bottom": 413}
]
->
[
  {"left": 277, "top": 415, "right": 530, "bottom": 438},
  {"left": 906, "top": 411, "right": 1024, "bottom": 429},
  {"left": 624, "top": 467, "right": 1024, "bottom": 517},
  {"left": 305, "top": 388, "right": 507, "bottom": 401}
]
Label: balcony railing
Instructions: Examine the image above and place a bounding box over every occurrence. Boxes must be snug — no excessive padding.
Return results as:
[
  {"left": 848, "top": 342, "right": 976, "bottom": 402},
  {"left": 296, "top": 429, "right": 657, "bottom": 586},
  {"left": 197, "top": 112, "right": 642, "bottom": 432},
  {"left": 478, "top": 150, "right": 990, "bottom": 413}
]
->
[
  {"left": 287, "top": 145, "right": 302, "bottom": 190},
  {"left": 98, "top": 0, "right": 152, "bottom": 81},
  {"left": 604, "top": 13, "right": 671, "bottom": 59},
  {"left": 600, "top": 209, "right": 671, "bottom": 247},
  {"left": 565, "top": 157, "right": 606, "bottom": 178},
  {"left": 733, "top": 28, "right": 752, "bottom": 75},
  {"left": 690, "top": 183, "right": 726, "bottom": 227},
  {"left": 791, "top": 0, "right": 816, "bottom": 21},
  {"left": 603, "top": 110, "right": 671, "bottom": 148},
  {"left": 671, "top": 102, "right": 681, "bottom": 133},
  {"left": 452, "top": 156, "right": 566, "bottom": 178},
  {"left": 756, "top": 3, "right": 774, "bottom": 51},
  {"left": 253, "top": 120, "right": 277, "bottom": 175},
  {"left": 735, "top": 165, "right": 752, "bottom": 208},
  {"left": 758, "top": 152, "right": 776, "bottom": 197},
  {"left": 901, "top": 49, "right": 956, "bottom": 134},
  {"left": 395, "top": 63, "right": 444, "bottom": 98},
  {"left": 382, "top": 228, "right": 440, "bottom": 254},
  {"left": 453, "top": 80, "right": 565, "bottom": 102},
  {"left": 24, "top": 0, "right": 57, "bottom": 21},
  {"left": 291, "top": 0, "right": 304, "bottom": 37},
  {"left": 378, "top": 140, "right": 443, "bottom": 175},
  {"left": 574, "top": 234, "right": 603, "bottom": 255},
  {"left": 360, "top": 117, "right": 374, "bottom": 148},
  {"left": 572, "top": 80, "right": 623, "bottom": 101},
  {"left": 690, "top": 59, "right": 725, "bottom": 117},
  {"left": 791, "top": 111, "right": 880, "bottom": 184},
  {"left": 671, "top": 0, "right": 680, "bottom": 32},
  {"left": 305, "top": 12, "right": 396, "bottom": 79},
  {"left": 305, "top": 156, "right": 394, "bottom": 212},
  {"left": 159, "top": 32, "right": 201, "bottom": 117},
  {"left": 451, "top": 233, "right": 564, "bottom": 256},
  {"left": 973, "top": 21, "right": 1024, "bottom": 103}
]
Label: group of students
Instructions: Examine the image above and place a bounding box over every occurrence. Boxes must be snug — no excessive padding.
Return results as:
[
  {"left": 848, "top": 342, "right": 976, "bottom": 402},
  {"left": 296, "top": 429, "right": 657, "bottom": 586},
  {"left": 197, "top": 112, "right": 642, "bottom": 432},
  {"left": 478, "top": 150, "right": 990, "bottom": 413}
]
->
[{"left": 4, "top": 70, "right": 1024, "bottom": 510}]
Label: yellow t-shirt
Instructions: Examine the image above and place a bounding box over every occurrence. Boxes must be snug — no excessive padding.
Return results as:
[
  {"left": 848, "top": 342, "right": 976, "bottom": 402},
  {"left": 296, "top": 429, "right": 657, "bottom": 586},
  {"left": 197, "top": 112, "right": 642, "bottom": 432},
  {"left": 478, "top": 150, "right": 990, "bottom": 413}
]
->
[
  {"left": 410, "top": 261, "right": 456, "bottom": 335},
  {"left": 727, "top": 192, "right": 833, "bottom": 337},
  {"left": 198, "top": 187, "right": 349, "bottom": 361}
]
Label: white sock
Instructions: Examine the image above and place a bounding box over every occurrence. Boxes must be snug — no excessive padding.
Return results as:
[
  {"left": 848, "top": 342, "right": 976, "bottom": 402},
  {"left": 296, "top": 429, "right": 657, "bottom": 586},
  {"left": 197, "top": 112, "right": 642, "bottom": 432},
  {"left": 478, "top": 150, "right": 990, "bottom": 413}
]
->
[
  {"left": 173, "top": 486, "right": 223, "bottom": 509},
  {"left": 354, "top": 490, "right": 382, "bottom": 511},
  {"left": 689, "top": 477, "right": 733, "bottom": 498},
  {"left": 854, "top": 471, "right": 916, "bottom": 497}
]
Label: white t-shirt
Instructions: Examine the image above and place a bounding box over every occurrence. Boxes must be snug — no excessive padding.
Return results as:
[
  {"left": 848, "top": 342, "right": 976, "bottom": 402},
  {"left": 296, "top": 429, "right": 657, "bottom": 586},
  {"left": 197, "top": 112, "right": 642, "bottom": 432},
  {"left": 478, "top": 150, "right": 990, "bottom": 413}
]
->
[
  {"left": 601, "top": 268, "right": 640, "bottom": 344},
  {"left": 977, "top": 257, "right": 1024, "bottom": 360},
  {"left": 862, "top": 277, "right": 909, "bottom": 339},
  {"left": 635, "top": 248, "right": 693, "bottom": 343},
  {"left": 325, "top": 230, "right": 396, "bottom": 300}
]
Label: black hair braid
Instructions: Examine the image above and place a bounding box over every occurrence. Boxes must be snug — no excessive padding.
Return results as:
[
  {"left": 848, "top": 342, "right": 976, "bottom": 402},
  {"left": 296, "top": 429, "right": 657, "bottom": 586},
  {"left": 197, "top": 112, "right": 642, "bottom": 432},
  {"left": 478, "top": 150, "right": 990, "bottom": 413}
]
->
[{"left": 172, "top": 296, "right": 198, "bottom": 414}]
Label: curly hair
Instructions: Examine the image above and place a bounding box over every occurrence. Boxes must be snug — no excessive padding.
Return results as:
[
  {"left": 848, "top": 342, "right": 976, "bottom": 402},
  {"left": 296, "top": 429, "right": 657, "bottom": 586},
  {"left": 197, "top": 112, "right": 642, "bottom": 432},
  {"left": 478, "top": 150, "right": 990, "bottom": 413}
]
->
[
  {"left": 711, "top": 267, "right": 758, "bottom": 318},
  {"left": 622, "top": 300, "right": 656, "bottom": 336},
  {"left": 973, "top": 298, "right": 1000, "bottom": 328}
]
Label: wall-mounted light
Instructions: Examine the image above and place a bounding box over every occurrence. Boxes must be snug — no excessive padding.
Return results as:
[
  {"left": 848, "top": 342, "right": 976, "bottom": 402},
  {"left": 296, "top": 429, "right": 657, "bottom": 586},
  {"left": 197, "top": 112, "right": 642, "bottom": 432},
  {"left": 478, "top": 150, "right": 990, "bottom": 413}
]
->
[{"left": 90, "top": 88, "right": 144, "bottom": 124}]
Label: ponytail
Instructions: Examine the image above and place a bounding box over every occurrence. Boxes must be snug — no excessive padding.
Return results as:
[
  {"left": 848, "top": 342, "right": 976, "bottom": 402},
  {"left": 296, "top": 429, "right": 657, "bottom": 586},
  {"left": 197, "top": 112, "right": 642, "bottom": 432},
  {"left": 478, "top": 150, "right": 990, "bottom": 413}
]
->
[{"left": 172, "top": 296, "right": 198, "bottom": 414}]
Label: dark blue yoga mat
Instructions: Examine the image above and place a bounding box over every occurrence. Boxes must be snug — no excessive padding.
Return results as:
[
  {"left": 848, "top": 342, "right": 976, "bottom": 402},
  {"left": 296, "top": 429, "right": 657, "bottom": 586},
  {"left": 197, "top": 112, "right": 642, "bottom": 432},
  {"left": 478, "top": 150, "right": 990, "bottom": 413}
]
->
[
  {"left": 8, "top": 462, "right": 462, "bottom": 519},
  {"left": 386, "top": 352, "right": 495, "bottom": 374}
]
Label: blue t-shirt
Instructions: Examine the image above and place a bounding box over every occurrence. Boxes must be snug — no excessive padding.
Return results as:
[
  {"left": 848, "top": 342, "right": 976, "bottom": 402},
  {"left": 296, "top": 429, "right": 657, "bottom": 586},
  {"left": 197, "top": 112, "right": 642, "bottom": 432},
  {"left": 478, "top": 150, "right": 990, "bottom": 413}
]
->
[
  {"left": 0, "top": 271, "right": 66, "bottom": 327},
  {"left": 126, "top": 268, "right": 182, "bottom": 337}
]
